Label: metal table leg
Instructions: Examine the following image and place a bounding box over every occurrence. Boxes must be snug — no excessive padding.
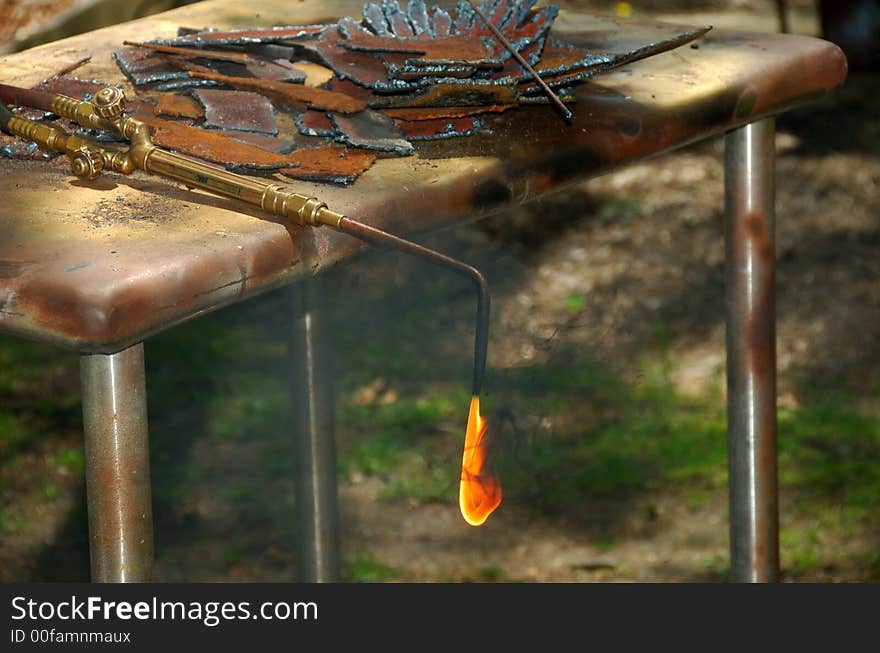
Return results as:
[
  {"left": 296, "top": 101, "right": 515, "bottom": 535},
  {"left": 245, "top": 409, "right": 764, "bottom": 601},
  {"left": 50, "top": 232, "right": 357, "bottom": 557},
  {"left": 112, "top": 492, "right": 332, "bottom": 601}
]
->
[
  {"left": 289, "top": 278, "right": 341, "bottom": 582},
  {"left": 724, "top": 119, "right": 780, "bottom": 582},
  {"left": 80, "top": 342, "right": 154, "bottom": 582}
]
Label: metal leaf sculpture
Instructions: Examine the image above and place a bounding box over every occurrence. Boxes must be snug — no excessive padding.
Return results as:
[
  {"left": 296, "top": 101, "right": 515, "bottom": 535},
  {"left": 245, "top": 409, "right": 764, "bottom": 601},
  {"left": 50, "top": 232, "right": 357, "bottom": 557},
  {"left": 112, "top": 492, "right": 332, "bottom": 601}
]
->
[{"left": 6, "top": 1, "right": 710, "bottom": 183}]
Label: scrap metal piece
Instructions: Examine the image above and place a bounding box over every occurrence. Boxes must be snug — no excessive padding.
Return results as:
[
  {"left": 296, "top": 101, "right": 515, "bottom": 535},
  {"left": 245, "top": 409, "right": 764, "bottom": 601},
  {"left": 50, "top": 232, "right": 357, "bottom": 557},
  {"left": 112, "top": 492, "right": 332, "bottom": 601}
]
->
[
  {"left": 515, "top": 0, "right": 539, "bottom": 27},
  {"left": 456, "top": 0, "right": 557, "bottom": 59},
  {"left": 247, "top": 43, "right": 297, "bottom": 61},
  {"left": 330, "top": 109, "right": 414, "bottom": 154},
  {"left": 149, "top": 24, "right": 327, "bottom": 47},
  {"left": 192, "top": 88, "right": 278, "bottom": 135},
  {"left": 135, "top": 114, "right": 298, "bottom": 169},
  {"left": 36, "top": 76, "right": 105, "bottom": 99},
  {"left": 368, "top": 79, "right": 519, "bottom": 108},
  {"left": 225, "top": 130, "right": 296, "bottom": 153},
  {"left": 516, "top": 87, "right": 576, "bottom": 104},
  {"left": 153, "top": 78, "right": 224, "bottom": 91},
  {"left": 185, "top": 69, "right": 367, "bottom": 113},
  {"left": 395, "top": 115, "right": 481, "bottom": 140},
  {"left": 452, "top": 0, "right": 477, "bottom": 33},
  {"left": 432, "top": 8, "right": 453, "bottom": 37},
  {"left": 308, "top": 25, "right": 394, "bottom": 88},
  {"left": 154, "top": 93, "right": 205, "bottom": 120},
  {"left": 387, "top": 62, "right": 477, "bottom": 80},
  {"left": 337, "top": 16, "right": 493, "bottom": 60},
  {"left": 295, "top": 111, "right": 337, "bottom": 137},
  {"left": 407, "top": 0, "right": 432, "bottom": 36},
  {"left": 123, "top": 40, "right": 307, "bottom": 83},
  {"left": 125, "top": 41, "right": 259, "bottom": 66},
  {"left": 471, "top": 2, "right": 570, "bottom": 119},
  {"left": 245, "top": 59, "right": 307, "bottom": 84},
  {"left": 518, "top": 26, "right": 711, "bottom": 94},
  {"left": 507, "top": 40, "right": 609, "bottom": 81},
  {"left": 381, "top": 0, "right": 415, "bottom": 38},
  {"left": 325, "top": 77, "right": 377, "bottom": 104},
  {"left": 474, "top": 0, "right": 516, "bottom": 36},
  {"left": 382, "top": 104, "right": 515, "bottom": 120},
  {"left": 113, "top": 48, "right": 189, "bottom": 86},
  {"left": 363, "top": 3, "right": 392, "bottom": 36},
  {"left": 279, "top": 145, "right": 378, "bottom": 185},
  {"left": 404, "top": 56, "right": 502, "bottom": 69},
  {"left": 598, "top": 25, "right": 711, "bottom": 71}
]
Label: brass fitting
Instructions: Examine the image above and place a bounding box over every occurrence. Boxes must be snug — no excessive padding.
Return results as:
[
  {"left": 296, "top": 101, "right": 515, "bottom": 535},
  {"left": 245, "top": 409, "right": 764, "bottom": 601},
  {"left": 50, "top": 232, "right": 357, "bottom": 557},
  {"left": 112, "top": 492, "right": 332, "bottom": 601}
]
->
[
  {"left": 261, "top": 186, "right": 345, "bottom": 228},
  {"left": 70, "top": 147, "right": 105, "bottom": 179},
  {"left": 49, "top": 95, "right": 103, "bottom": 130},
  {"left": 92, "top": 87, "right": 127, "bottom": 119}
]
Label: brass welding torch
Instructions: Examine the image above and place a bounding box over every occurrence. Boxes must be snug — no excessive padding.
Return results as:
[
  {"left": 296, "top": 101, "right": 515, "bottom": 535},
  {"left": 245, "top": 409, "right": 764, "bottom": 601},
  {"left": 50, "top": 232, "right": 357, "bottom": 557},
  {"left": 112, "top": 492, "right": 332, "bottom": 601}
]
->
[
  {"left": 0, "top": 87, "right": 489, "bottom": 396},
  {"left": 0, "top": 87, "right": 344, "bottom": 229}
]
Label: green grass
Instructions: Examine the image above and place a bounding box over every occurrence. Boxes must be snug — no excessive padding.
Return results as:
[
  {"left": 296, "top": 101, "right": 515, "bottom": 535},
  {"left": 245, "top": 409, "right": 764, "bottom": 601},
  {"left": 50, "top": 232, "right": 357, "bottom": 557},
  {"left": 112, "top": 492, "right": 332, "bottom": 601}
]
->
[
  {"left": 348, "top": 555, "right": 396, "bottom": 582},
  {"left": 54, "top": 447, "right": 84, "bottom": 474},
  {"left": 337, "top": 390, "right": 467, "bottom": 489}
]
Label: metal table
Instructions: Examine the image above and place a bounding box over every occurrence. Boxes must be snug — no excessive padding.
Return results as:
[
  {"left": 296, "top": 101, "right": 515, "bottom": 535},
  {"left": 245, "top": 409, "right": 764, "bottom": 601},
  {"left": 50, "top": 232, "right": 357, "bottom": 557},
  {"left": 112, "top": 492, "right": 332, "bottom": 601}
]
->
[{"left": 0, "top": 0, "right": 846, "bottom": 582}]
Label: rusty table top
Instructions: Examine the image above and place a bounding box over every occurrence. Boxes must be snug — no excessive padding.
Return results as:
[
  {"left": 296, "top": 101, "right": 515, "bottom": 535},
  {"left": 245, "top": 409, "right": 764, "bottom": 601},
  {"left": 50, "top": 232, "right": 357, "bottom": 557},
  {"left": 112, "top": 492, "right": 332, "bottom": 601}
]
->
[{"left": 0, "top": 0, "right": 846, "bottom": 353}]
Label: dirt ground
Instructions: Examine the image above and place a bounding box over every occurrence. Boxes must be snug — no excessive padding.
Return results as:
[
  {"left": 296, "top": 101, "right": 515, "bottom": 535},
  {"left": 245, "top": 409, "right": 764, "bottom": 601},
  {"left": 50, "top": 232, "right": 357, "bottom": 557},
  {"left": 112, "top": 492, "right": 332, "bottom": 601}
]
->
[{"left": 1, "top": 0, "right": 877, "bottom": 582}]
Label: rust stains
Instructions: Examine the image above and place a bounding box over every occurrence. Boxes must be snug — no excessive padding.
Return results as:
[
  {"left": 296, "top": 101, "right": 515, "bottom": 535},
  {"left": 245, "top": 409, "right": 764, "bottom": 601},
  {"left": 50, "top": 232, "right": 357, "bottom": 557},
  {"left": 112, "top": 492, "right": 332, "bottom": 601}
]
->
[
  {"left": 192, "top": 89, "right": 278, "bottom": 135},
  {"left": 395, "top": 115, "right": 480, "bottom": 140},
  {"left": 337, "top": 17, "right": 494, "bottom": 60},
  {"left": 113, "top": 48, "right": 189, "bottom": 86},
  {"left": 744, "top": 210, "right": 775, "bottom": 263},
  {"left": 279, "top": 146, "right": 378, "bottom": 186},
  {"left": 136, "top": 115, "right": 298, "bottom": 169},
  {"left": 330, "top": 110, "right": 414, "bottom": 154},
  {"left": 123, "top": 41, "right": 307, "bottom": 84},
  {"left": 382, "top": 104, "right": 515, "bottom": 120},
  {"left": 154, "top": 93, "right": 204, "bottom": 120},
  {"left": 185, "top": 69, "right": 367, "bottom": 113},
  {"left": 124, "top": 41, "right": 261, "bottom": 66},
  {"left": 224, "top": 131, "right": 296, "bottom": 154},
  {"left": 295, "top": 110, "right": 336, "bottom": 137},
  {"left": 369, "top": 81, "right": 519, "bottom": 108},
  {"left": 309, "top": 25, "right": 394, "bottom": 89},
  {"left": 151, "top": 24, "right": 328, "bottom": 47}
]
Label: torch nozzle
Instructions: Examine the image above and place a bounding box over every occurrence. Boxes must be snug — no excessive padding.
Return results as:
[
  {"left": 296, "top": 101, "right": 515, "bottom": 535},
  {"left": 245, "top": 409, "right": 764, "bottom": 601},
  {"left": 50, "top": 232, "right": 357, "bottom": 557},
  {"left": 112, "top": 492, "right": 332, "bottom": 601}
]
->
[{"left": 314, "top": 206, "right": 345, "bottom": 230}]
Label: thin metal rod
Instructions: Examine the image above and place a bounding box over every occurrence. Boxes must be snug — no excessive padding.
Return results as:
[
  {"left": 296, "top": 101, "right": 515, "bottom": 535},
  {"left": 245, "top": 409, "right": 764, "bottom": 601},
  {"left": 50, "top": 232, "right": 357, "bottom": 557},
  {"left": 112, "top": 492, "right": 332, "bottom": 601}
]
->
[
  {"left": 53, "top": 55, "right": 92, "bottom": 78},
  {"left": 336, "top": 217, "right": 490, "bottom": 397},
  {"left": 470, "top": 4, "right": 573, "bottom": 122},
  {"left": 80, "top": 343, "right": 154, "bottom": 582},
  {"left": 289, "top": 278, "right": 341, "bottom": 582},
  {"left": 724, "top": 119, "right": 779, "bottom": 582},
  {"left": 0, "top": 83, "right": 55, "bottom": 115}
]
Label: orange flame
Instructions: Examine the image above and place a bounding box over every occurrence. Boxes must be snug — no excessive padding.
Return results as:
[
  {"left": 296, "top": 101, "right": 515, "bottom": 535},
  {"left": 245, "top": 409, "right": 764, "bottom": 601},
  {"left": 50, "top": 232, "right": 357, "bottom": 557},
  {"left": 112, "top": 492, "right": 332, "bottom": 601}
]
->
[{"left": 459, "top": 395, "right": 502, "bottom": 526}]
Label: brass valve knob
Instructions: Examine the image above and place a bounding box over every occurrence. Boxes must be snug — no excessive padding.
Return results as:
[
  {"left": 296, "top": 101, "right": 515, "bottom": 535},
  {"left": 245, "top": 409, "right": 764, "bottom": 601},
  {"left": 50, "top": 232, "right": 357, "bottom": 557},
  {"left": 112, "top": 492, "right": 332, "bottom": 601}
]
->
[
  {"left": 92, "top": 87, "right": 127, "bottom": 119},
  {"left": 70, "top": 147, "right": 105, "bottom": 179}
]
